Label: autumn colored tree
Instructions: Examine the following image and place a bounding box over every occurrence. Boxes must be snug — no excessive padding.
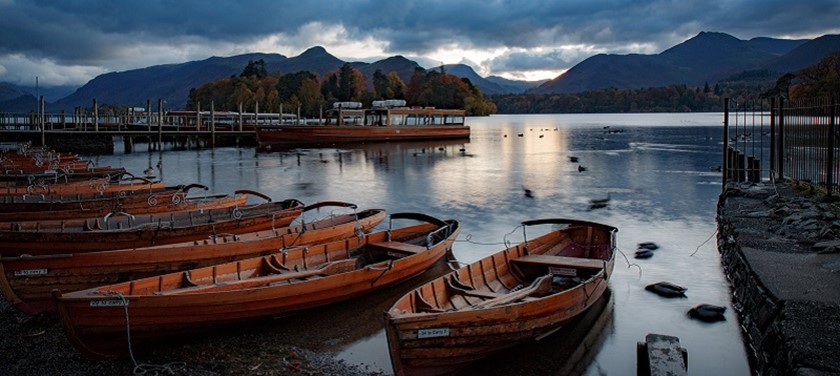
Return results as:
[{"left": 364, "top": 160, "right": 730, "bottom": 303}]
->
[{"left": 790, "top": 52, "right": 840, "bottom": 100}]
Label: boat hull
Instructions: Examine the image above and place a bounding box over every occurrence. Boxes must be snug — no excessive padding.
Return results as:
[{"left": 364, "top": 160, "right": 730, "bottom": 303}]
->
[
  {"left": 0, "top": 208, "right": 385, "bottom": 314},
  {"left": 256, "top": 125, "right": 470, "bottom": 148},
  {"left": 0, "top": 199, "right": 304, "bottom": 256},
  {"left": 54, "top": 215, "right": 460, "bottom": 359},
  {"left": 384, "top": 219, "right": 617, "bottom": 376}
]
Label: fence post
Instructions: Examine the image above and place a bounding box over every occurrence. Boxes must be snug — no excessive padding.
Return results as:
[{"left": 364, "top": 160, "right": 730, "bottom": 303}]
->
[
  {"left": 722, "top": 98, "right": 730, "bottom": 190},
  {"left": 777, "top": 97, "right": 785, "bottom": 180},
  {"left": 829, "top": 97, "right": 837, "bottom": 194},
  {"left": 770, "top": 98, "right": 776, "bottom": 176}
]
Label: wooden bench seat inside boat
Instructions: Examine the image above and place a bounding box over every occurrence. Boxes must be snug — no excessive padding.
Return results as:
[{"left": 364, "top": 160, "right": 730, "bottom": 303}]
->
[
  {"left": 511, "top": 254, "right": 604, "bottom": 270},
  {"left": 367, "top": 241, "right": 427, "bottom": 257}
]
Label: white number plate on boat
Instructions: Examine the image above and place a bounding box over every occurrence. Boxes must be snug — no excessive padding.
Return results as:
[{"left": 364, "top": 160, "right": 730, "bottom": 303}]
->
[
  {"left": 14, "top": 269, "right": 47, "bottom": 276},
  {"left": 417, "top": 328, "right": 449, "bottom": 338},
  {"left": 90, "top": 300, "right": 127, "bottom": 307}
]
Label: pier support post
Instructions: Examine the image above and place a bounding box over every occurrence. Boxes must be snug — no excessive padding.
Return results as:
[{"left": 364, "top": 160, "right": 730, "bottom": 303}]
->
[
  {"left": 93, "top": 98, "right": 98, "bottom": 132},
  {"left": 211, "top": 101, "right": 216, "bottom": 148},
  {"left": 146, "top": 99, "right": 152, "bottom": 132},
  {"left": 157, "top": 98, "right": 163, "bottom": 149}
]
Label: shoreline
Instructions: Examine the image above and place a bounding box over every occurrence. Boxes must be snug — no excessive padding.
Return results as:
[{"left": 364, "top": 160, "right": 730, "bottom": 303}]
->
[{"left": 717, "top": 181, "right": 840, "bottom": 374}]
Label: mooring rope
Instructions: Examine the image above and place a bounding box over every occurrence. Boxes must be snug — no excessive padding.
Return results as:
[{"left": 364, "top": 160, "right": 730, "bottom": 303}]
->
[{"left": 102, "top": 291, "right": 186, "bottom": 375}]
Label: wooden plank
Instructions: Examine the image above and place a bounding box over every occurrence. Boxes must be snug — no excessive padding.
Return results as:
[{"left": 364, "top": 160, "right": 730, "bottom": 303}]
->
[
  {"left": 637, "top": 333, "right": 687, "bottom": 376},
  {"left": 510, "top": 254, "right": 604, "bottom": 270},
  {"left": 368, "top": 241, "right": 426, "bottom": 256}
]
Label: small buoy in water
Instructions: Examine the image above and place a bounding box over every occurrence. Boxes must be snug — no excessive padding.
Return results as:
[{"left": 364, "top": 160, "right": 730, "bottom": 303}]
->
[
  {"left": 635, "top": 250, "right": 654, "bottom": 259},
  {"left": 637, "top": 242, "right": 660, "bottom": 251},
  {"left": 688, "top": 304, "right": 726, "bottom": 322},
  {"left": 645, "top": 281, "right": 687, "bottom": 298}
]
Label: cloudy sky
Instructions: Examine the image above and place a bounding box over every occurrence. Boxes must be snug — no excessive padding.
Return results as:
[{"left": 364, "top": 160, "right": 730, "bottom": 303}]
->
[{"left": 1, "top": 0, "right": 838, "bottom": 88}]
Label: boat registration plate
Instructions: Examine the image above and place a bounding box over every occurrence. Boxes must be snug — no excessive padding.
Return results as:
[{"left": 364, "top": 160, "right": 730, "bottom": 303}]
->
[
  {"left": 14, "top": 269, "right": 47, "bottom": 276},
  {"left": 418, "top": 328, "right": 449, "bottom": 338},
  {"left": 550, "top": 267, "right": 577, "bottom": 277},
  {"left": 90, "top": 300, "right": 127, "bottom": 307}
]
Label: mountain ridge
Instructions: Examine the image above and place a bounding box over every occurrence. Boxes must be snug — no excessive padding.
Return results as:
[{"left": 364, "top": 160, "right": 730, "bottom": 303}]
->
[{"left": 2, "top": 31, "right": 837, "bottom": 112}]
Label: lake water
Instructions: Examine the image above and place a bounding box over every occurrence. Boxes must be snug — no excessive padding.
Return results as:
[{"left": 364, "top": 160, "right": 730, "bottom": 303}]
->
[{"left": 87, "top": 112, "right": 749, "bottom": 375}]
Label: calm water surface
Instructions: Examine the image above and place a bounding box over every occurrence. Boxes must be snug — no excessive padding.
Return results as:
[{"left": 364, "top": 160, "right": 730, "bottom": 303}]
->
[{"left": 89, "top": 113, "right": 749, "bottom": 375}]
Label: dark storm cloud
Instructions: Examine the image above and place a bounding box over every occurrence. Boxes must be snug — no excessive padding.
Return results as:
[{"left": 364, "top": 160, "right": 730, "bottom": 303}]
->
[{"left": 0, "top": 0, "right": 837, "bottom": 83}]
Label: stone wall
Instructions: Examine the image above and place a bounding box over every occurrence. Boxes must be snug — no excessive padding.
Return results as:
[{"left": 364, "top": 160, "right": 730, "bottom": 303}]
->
[{"left": 717, "top": 182, "right": 840, "bottom": 375}]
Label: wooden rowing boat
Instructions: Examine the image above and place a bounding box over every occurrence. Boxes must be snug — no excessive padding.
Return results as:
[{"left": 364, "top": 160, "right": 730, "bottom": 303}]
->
[
  {"left": 0, "top": 202, "right": 385, "bottom": 314},
  {"left": 0, "top": 184, "right": 243, "bottom": 221},
  {"left": 0, "top": 173, "right": 165, "bottom": 196},
  {"left": 384, "top": 218, "right": 617, "bottom": 376},
  {"left": 0, "top": 183, "right": 196, "bottom": 210},
  {"left": 0, "top": 195, "right": 304, "bottom": 256},
  {"left": 54, "top": 212, "right": 460, "bottom": 358}
]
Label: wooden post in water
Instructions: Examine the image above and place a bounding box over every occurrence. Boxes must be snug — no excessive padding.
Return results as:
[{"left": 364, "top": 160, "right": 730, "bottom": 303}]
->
[
  {"left": 238, "top": 102, "right": 243, "bottom": 130},
  {"left": 253, "top": 101, "right": 258, "bottom": 131},
  {"left": 211, "top": 101, "right": 216, "bottom": 148},
  {"left": 93, "top": 98, "right": 99, "bottom": 132},
  {"left": 196, "top": 102, "right": 202, "bottom": 131},
  {"left": 146, "top": 99, "right": 152, "bottom": 132},
  {"left": 157, "top": 98, "right": 163, "bottom": 149},
  {"left": 637, "top": 333, "right": 687, "bottom": 376}
]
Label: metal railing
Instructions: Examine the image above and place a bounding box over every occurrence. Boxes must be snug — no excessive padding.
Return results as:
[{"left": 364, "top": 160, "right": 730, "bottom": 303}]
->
[{"left": 724, "top": 96, "right": 840, "bottom": 194}]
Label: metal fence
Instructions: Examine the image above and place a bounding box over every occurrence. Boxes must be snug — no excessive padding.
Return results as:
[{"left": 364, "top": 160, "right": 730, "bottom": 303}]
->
[{"left": 723, "top": 96, "right": 839, "bottom": 194}]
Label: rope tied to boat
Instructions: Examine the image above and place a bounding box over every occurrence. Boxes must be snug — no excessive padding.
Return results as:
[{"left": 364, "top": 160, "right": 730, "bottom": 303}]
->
[
  {"left": 368, "top": 259, "right": 393, "bottom": 286},
  {"left": 100, "top": 290, "right": 186, "bottom": 376}
]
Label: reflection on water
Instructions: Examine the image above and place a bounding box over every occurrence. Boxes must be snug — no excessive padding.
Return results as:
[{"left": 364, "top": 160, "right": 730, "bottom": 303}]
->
[{"left": 90, "top": 113, "right": 749, "bottom": 375}]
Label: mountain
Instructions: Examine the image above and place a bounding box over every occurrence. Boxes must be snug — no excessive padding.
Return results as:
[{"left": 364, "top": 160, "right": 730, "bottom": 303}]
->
[
  {"left": 354, "top": 55, "right": 422, "bottom": 89},
  {"left": 52, "top": 53, "right": 289, "bottom": 111},
  {"left": 531, "top": 31, "right": 831, "bottom": 94},
  {"left": 485, "top": 76, "right": 546, "bottom": 94},
  {"left": 764, "top": 34, "right": 840, "bottom": 73},
  {"left": 0, "top": 82, "right": 79, "bottom": 112}
]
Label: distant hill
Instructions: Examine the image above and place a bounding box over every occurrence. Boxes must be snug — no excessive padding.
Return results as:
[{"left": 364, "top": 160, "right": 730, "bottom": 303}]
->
[
  {"left": 531, "top": 31, "right": 832, "bottom": 94},
  {"left": 485, "top": 76, "right": 546, "bottom": 94},
  {"left": 4, "top": 31, "right": 835, "bottom": 112},
  {"left": 0, "top": 82, "right": 77, "bottom": 112},
  {"left": 354, "top": 55, "right": 422, "bottom": 89}
]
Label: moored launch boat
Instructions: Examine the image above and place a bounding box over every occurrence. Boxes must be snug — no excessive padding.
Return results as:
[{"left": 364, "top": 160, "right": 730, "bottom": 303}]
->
[
  {"left": 53, "top": 212, "right": 460, "bottom": 358},
  {"left": 384, "top": 218, "right": 617, "bottom": 376},
  {"left": 0, "top": 202, "right": 385, "bottom": 314},
  {"left": 0, "top": 195, "right": 304, "bottom": 256},
  {"left": 256, "top": 101, "right": 469, "bottom": 149}
]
